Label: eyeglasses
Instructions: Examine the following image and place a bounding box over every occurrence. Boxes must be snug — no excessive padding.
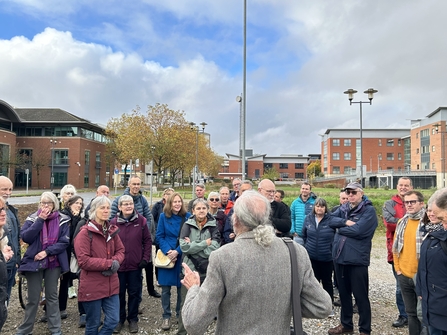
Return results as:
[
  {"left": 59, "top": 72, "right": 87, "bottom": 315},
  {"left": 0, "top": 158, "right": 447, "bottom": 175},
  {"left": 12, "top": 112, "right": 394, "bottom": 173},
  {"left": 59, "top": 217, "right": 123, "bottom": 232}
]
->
[
  {"left": 262, "top": 189, "right": 276, "bottom": 194},
  {"left": 209, "top": 198, "right": 220, "bottom": 202},
  {"left": 121, "top": 202, "right": 134, "bottom": 207},
  {"left": 346, "top": 190, "right": 358, "bottom": 195},
  {"left": 40, "top": 202, "right": 53, "bottom": 206},
  {"left": 404, "top": 200, "right": 420, "bottom": 206}
]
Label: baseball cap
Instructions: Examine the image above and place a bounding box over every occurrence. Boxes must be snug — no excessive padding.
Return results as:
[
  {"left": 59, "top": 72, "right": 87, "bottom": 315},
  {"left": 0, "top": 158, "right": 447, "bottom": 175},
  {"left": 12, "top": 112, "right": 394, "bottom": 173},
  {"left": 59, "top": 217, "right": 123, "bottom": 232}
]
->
[{"left": 344, "top": 182, "right": 363, "bottom": 191}]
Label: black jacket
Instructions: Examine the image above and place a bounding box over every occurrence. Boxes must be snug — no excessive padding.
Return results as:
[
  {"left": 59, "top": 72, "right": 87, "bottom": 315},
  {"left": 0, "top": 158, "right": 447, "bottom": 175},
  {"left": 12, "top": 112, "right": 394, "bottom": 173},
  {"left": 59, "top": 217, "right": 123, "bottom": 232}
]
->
[{"left": 270, "top": 201, "right": 291, "bottom": 237}]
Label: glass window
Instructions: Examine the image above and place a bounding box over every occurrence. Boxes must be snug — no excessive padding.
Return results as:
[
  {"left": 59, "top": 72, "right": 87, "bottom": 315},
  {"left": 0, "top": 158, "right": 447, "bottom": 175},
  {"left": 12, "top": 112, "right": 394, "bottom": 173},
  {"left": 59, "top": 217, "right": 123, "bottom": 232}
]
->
[
  {"left": 332, "top": 153, "right": 340, "bottom": 160},
  {"left": 279, "top": 163, "right": 288, "bottom": 169},
  {"left": 294, "top": 163, "right": 304, "bottom": 169},
  {"left": 294, "top": 173, "right": 304, "bottom": 179},
  {"left": 344, "top": 139, "right": 351, "bottom": 146},
  {"left": 344, "top": 153, "right": 351, "bottom": 160},
  {"left": 84, "top": 174, "right": 89, "bottom": 188},
  {"left": 387, "top": 153, "right": 394, "bottom": 161},
  {"left": 332, "top": 139, "right": 340, "bottom": 146},
  {"left": 421, "top": 129, "right": 429, "bottom": 137},
  {"left": 398, "top": 153, "right": 402, "bottom": 160},
  {"left": 387, "top": 139, "right": 394, "bottom": 146},
  {"left": 85, "top": 150, "right": 90, "bottom": 166},
  {"left": 433, "top": 145, "right": 436, "bottom": 152},
  {"left": 343, "top": 166, "right": 352, "bottom": 174},
  {"left": 332, "top": 166, "right": 340, "bottom": 174},
  {"left": 378, "top": 139, "right": 382, "bottom": 146}
]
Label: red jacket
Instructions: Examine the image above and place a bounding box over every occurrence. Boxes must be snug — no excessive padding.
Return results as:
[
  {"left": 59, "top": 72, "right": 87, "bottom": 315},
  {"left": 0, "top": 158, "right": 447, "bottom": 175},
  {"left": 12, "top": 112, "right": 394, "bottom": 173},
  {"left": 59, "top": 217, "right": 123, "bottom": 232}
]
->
[
  {"left": 382, "top": 195, "right": 406, "bottom": 263},
  {"left": 74, "top": 221, "right": 125, "bottom": 302},
  {"left": 221, "top": 200, "right": 234, "bottom": 216}
]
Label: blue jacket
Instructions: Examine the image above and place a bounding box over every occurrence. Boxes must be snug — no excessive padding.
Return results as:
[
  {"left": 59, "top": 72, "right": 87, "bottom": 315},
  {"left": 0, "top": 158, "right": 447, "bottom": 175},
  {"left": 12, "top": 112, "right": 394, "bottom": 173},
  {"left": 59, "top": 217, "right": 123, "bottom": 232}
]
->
[
  {"left": 156, "top": 212, "right": 191, "bottom": 287},
  {"left": 302, "top": 213, "right": 336, "bottom": 262},
  {"left": 5, "top": 203, "right": 20, "bottom": 271},
  {"left": 110, "top": 188, "right": 153, "bottom": 229},
  {"left": 290, "top": 193, "right": 317, "bottom": 235},
  {"left": 330, "top": 197, "right": 377, "bottom": 266},
  {"left": 18, "top": 211, "right": 70, "bottom": 274},
  {"left": 416, "top": 229, "right": 447, "bottom": 331}
]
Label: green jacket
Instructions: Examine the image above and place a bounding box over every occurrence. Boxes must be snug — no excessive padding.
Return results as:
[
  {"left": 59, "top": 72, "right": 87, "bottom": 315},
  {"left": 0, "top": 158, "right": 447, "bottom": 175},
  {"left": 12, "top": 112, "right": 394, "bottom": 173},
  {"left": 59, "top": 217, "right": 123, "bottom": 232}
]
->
[{"left": 179, "top": 214, "right": 221, "bottom": 276}]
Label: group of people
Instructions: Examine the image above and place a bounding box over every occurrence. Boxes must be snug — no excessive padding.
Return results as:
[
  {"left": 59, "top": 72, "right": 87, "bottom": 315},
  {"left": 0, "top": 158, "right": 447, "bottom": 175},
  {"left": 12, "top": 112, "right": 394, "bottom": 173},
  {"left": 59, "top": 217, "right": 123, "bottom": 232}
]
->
[{"left": 3, "top": 174, "right": 446, "bottom": 335}]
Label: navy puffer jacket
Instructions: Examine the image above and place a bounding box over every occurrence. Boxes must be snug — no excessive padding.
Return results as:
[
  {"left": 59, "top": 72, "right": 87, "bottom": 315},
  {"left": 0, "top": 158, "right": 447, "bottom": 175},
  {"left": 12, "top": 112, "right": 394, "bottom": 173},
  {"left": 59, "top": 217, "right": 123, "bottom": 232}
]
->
[{"left": 302, "top": 213, "right": 336, "bottom": 262}]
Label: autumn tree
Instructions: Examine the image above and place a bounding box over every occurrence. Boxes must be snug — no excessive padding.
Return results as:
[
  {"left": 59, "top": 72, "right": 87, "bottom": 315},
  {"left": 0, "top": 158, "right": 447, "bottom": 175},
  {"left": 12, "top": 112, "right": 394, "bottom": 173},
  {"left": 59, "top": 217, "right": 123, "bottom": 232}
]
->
[
  {"left": 262, "top": 167, "right": 279, "bottom": 181},
  {"left": 307, "top": 160, "right": 322, "bottom": 180}
]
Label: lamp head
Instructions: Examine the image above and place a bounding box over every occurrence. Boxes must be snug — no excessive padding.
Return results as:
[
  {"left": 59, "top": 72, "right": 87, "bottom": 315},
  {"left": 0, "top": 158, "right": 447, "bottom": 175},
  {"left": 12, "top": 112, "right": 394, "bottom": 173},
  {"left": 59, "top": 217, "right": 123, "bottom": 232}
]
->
[
  {"left": 364, "top": 88, "right": 378, "bottom": 101},
  {"left": 433, "top": 123, "right": 441, "bottom": 133},
  {"left": 343, "top": 89, "right": 358, "bottom": 102}
]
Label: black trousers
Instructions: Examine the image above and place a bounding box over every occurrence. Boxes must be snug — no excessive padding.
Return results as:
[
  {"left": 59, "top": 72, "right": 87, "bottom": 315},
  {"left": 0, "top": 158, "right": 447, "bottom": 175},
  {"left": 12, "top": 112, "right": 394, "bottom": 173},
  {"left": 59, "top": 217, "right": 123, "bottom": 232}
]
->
[
  {"left": 334, "top": 263, "right": 371, "bottom": 334},
  {"left": 311, "top": 259, "right": 334, "bottom": 302}
]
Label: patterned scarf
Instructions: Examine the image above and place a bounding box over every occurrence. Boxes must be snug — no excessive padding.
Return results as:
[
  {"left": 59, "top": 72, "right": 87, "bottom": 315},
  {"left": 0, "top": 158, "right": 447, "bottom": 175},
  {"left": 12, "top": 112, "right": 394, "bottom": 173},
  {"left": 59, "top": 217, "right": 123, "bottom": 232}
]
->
[
  {"left": 392, "top": 207, "right": 425, "bottom": 259},
  {"left": 40, "top": 210, "right": 60, "bottom": 269}
]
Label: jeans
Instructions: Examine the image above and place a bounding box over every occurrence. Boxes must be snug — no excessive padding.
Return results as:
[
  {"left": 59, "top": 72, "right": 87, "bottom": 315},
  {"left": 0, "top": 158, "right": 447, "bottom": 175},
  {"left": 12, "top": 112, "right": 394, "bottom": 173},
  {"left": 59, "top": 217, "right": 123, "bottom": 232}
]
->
[
  {"left": 398, "top": 274, "right": 421, "bottom": 335},
  {"left": 6, "top": 266, "right": 17, "bottom": 304},
  {"left": 83, "top": 294, "right": 119, "bottom": 335},
  {"left": 118, "top": 269, "right": 141, "bottom": 323},
  {"left": 334, "top": 263, "right": 371, "bottom": 334},
  {"left": 391, "top": 263, "right": 408, "bottom": 319},
  {"left": 429, "top": 326, "right": 447, "bottom": 335},
  {"left": 161, "top": 286, "right": 181, "bottom": 319},
  {"left": 293, "top": 236, "right": 304, "bottom": 246}
]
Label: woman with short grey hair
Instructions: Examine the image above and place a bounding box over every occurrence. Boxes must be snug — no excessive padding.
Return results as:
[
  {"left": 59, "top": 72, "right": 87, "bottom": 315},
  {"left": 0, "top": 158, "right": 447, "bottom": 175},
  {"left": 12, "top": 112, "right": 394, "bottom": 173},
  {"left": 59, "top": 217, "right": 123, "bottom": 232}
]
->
[{"left": 59, "top": 184, "right": 77, "bottom": 208}]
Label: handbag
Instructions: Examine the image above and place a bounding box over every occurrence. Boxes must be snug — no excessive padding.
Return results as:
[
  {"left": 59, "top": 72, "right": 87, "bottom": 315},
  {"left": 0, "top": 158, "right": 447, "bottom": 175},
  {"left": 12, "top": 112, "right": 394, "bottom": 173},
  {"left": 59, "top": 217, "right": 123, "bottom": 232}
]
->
[
  {"left": 154, "top": 249, "right": 175, "bottom": 269},
  {"left": 282, "top": 238, "right": 304, "bottom": 335},
  {"left": 69, "top": 253, "right": 79, "bottom": 274}
]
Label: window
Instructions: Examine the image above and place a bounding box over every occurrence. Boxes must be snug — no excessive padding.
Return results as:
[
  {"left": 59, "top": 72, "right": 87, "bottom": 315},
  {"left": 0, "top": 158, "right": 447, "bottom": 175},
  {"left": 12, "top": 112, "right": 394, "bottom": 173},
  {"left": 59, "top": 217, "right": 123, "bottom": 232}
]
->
[
  {"left": 378, "top": 139, "right": 382, "bottom": 146},
  {"left": 295, "top": 163, "right": 304, "bottom": 169},
  {"left": 387, "top": 139, "right": 394, "bottom": 146},
  {"left": 96, "top": 152, "right": 101, "bottom": 168},
  {"left": 432, "top": 128, "right": 437, "bottom": 135},
  {"left": 416, "top": 133, "right": 419, "bottom": 139},
  {"left": 378, "top": 154, "right": 382, "bottom": 160},
  {"left": 398, "top": 139, "right": 402, "bottom": 146},
  {"left": 433, "top": 145, "right": 436, "bottom": 152},
  {"left": 84, "top": 174, "right": 89, "bottom": 188},
  {"left": 398, "top": 153, "right": 402, "bottom": 160},
  {"left": 53, "top": 150, "right": 68, "bottom": 164},
  {"left": 432, "top": 163, "right": 436, "bottom": 169},
  {"left": 421, "top": 146, "right": 429, "bottom": 154},
  {"left": 54, "top": 172, "right": 67, "bottom": 187},
  {"left": 332, "top": 166, "right": 340, "bottom": 174},
  {"left": 332, "top": 139, "right": 340, "bottom": 146},
  {"left": 332, "top": 153, "right": 340, "bottom": 160},
  {"left": 344, "top": 167, "right": 352, "bottom": 174},
  {"left": 344, "top": 153, "right": 351, "bottom": 160},
  {"left": 279, "top": 163, "right": 288, "bottom": 169},
  {"left": 85, "top": 150, "right": 90, "bottom": 166},
  {"left": 295, "top": 172, "right": 304, "bottom": 179},
  {"left": 344, "top": 139, "right": 351, "bottom": 146},
  {"left": 387, "top": 153, "right": 394, "bottom": 160},
  {"left": 263, "top": 163, "right": 272, "bottom": 169},
  {"left": 280, "top": 173, "right": 289, "bottom": 178},
  {"left": 95, "top": 174, "right": 100, "bottom": 187},
  {"left": 421, "top": 129, "right": 429, "bottom": 137},
  {"left": 416, "top": 148, "right": 419, "bottom": 154}
]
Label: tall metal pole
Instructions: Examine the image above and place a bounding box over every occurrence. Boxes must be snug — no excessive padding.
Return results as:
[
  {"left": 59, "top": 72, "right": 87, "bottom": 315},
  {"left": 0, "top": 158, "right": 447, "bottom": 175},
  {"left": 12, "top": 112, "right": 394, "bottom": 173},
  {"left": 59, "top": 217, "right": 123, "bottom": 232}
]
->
[
  {"left": 50, "top": 139, "right": 56, "bottom": 191},
  {"left": 242, "top": 0, "right": 247, "bottom": 179},
  {"left": 443, "top": 131, "right": 445, "bottom": 187},
  {"left": 359, "top": 102, "right": 363, "bottom": 184}
]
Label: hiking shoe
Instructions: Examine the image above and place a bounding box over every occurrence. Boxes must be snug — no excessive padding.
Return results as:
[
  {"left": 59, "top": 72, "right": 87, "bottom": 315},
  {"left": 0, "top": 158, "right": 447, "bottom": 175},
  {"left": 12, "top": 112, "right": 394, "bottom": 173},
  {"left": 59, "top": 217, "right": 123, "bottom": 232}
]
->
[
  {"left": 392, "top": 316, "right": 408, "bottom": 327},
  {"left": 328, "top": 324, "right": 354, "bottom": 334},
  {"left": 161, "top": 318, "right": 171, "bottom": 330},
  {"left": 129, "top": 320, "right": 138, "bottom": 333},
  {"left": 113, "top": 323, "right": 123, "bottom": 334},
  {"left": 78, "top": 314, "right": 86, "bottom": 328},
  {"left": 68, "top": 286, "right": 77, "bottom": 299}
]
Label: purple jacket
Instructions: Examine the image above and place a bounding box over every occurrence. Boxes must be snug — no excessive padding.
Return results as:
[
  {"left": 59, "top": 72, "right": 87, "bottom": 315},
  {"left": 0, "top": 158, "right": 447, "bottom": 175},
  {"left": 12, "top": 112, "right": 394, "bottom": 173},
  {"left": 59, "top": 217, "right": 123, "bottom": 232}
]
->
[
  {"left": 18, "top": 211, "right": 70, "bottom": 274},
  {"left": 110, "top": 211, "right": 152, "bottom": 271}
]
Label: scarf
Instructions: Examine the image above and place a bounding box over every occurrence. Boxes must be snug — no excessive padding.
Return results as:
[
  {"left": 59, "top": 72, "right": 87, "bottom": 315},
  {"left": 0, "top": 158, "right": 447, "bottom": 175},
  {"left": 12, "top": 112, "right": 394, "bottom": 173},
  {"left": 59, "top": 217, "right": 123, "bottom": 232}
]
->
[
  {"left": 40, "top": 210, "right": 60, "bottom": 269},
  {"left": 392, "top": 208, "right": 425, "bottom": 259}
]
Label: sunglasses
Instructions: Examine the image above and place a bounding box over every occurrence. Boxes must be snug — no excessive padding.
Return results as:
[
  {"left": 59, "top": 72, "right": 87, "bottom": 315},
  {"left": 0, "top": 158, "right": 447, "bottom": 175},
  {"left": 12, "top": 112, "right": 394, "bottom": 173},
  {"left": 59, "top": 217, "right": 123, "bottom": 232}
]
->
[
  {"left": 209, "top": 198, "right": 220, "bottom": 202},
  {"left": 404, "top": 200, "right": 419, "bottom": 206},
  {"left": 345, "top": 190, "right": 358, "bottom": 195}
]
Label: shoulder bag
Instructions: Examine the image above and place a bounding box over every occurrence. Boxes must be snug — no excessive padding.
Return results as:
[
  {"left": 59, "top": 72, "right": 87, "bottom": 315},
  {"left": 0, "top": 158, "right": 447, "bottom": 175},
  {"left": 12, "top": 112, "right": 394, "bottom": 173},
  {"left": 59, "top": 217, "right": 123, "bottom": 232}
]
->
[{"left": 282, "top": 237, "right": 304, "bottom": 335}]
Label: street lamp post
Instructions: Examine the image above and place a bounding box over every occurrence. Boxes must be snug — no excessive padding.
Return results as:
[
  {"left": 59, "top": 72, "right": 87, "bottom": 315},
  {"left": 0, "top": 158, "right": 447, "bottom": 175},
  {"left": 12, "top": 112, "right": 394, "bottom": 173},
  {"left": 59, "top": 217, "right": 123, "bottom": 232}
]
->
[
  {"left": 50, "top": 138, "right": 57, "bottom": 191},
  {"left": 149, "top": 145, "right": 155, "bottom": 206},
  {"left": 433, "top": 123, "right": 445, "bottom": 187},
  {"left": 189, "top": 122, "right": 207, "bottom": 197},
  {"left": 344, "top": 88, "right": 378, "bottom": 186}
]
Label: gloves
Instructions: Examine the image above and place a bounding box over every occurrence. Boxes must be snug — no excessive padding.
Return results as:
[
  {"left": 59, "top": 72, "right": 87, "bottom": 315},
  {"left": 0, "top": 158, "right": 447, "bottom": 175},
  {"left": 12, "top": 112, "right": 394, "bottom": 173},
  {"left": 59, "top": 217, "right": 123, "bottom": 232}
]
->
[
  {"left": 101, "top": 260, "right": 120, "bottom": 277},
  {"left": 139, "top": 260, "right": 148, "bottom": 268}
]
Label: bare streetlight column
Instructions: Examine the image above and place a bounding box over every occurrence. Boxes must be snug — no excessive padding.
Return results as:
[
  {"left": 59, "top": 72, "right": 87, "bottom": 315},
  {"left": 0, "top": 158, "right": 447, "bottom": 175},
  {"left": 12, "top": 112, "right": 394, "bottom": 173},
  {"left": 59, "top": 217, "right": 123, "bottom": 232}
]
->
[
  {"left": 343, "top": 88, "right": 378, "bottom": 187},
  {"left": 189, "top": 122, "right": 207, "bottom": 197},
  {"left": 433, "top": 123, "right": 446, "bottom": 188},
  {"left": 50, "top": 138, "right": 57, "bottom": 191}
]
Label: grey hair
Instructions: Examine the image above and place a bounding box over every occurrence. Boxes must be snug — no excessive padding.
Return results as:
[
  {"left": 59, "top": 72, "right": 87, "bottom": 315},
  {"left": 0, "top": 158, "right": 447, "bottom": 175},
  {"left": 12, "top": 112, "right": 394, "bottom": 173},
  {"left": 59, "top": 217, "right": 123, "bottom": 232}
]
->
[
  {"left": 208, "top": 191, "right": 220, "bottom": 200},
  {"left": 119, "top": 195, "right": 133, "bottom": 206},
  {"left": 89, "top": 196, "right": 112, "bottom": 221},
  {"left": 241, "top": 180, "right": 253, "bottom": 187},
  {"left": 432, "top": 188, "right": 447, "bottom": 209},
  {"left": 41, "top": 191, "right": 60, "bottom": 211},
  {"left": 196, "top": 183, "right": 206, "bottom": 190},
  {"left": 232, "top": 190, "right": 274, "bottom": 247},
  {"left": 60, "top": 184, "right": 77, "bottom": 198},
  {"left": 192, "top": 198, "right": 209, "bottom": 210},
  {"left": 219, "top": 186, "right": 229, "bottom": 193}
]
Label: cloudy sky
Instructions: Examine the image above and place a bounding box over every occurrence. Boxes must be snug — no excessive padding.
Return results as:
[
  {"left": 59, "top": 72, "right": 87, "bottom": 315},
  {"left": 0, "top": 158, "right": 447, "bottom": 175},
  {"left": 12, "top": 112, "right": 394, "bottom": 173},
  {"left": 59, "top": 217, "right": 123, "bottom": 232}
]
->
[{"left": 1, "top": 1, "right": 446, "bottom": 157}]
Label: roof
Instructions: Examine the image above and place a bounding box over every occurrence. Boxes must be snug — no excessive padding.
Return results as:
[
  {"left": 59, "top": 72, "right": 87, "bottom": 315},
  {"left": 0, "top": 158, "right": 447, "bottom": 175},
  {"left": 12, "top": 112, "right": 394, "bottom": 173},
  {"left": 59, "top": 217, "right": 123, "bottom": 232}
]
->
[{"left": 15, "top": 108, "right": 90, "bottom": 123}]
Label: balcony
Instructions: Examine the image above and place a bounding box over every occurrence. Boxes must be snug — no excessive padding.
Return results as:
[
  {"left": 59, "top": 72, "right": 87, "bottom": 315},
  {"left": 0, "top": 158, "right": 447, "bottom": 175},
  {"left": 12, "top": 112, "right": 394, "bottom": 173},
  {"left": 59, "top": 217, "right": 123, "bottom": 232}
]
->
[{"left": 49, "top": 158, "right": 69, "bottom": 166}]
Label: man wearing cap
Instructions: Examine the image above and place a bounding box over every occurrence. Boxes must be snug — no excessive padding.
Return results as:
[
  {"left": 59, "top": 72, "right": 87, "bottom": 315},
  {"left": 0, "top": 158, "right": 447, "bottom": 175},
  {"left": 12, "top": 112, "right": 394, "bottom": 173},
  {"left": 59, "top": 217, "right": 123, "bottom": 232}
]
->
[{"left": 328, "top": 182, "right": 378, "bottom": 335}]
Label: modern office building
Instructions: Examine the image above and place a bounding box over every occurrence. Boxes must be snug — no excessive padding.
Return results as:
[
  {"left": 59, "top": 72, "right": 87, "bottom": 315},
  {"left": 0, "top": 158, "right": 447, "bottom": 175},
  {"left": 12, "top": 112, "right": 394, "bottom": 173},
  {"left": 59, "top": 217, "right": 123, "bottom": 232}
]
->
[{"left": 0, "top": 99, "right": 108, "bottom": 189}]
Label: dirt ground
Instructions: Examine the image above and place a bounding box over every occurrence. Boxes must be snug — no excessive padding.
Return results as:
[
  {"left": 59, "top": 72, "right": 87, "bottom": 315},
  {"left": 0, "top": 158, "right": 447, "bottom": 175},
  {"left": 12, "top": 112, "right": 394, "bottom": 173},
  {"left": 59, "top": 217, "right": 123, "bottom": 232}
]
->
[{"left": 3, "top": 203, "right": 408, "bottom": 335}]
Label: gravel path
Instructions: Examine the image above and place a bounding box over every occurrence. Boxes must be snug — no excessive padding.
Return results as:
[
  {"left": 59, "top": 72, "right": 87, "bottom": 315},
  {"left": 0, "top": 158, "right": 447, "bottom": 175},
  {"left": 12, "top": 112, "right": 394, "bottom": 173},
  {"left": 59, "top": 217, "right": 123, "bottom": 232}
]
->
[{"left": 3, "top": 231, "right": 405, "bottom": 335}]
